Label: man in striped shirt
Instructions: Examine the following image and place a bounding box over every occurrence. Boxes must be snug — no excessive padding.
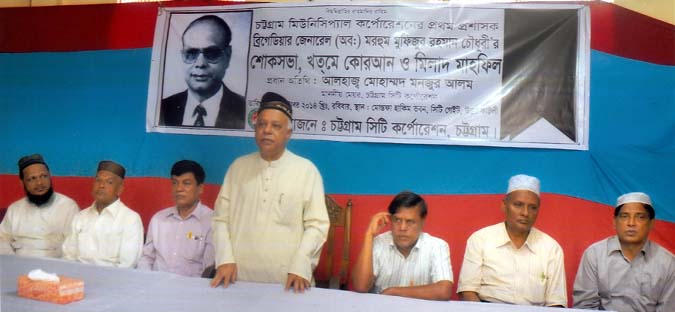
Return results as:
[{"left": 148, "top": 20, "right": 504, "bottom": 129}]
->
[{"left": 352, "top": 191, "right": 453, "bottom": 300}]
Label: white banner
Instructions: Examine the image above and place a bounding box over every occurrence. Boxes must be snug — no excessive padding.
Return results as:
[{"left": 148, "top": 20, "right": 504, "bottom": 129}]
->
[{"left": 146, "top": 3, "right": 590, "bottom": 150}]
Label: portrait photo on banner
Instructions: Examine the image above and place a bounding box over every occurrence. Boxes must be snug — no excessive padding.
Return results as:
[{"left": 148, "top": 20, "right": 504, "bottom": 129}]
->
[
  {"left": 145, "top": 3, "right": 589, "bottom": 150},
  {"left": 153, "top": 10, "right": 252, "bottom": 131}
]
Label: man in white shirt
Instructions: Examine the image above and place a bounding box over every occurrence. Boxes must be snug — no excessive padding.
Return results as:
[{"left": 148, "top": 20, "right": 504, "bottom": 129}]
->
[
  {"left": 210, "top": 92, "right": 329, "bottom": 293},
  {"left": 62, "top": 160, "right": 143, "bottom": 268},
  {"left": 352, "top": 191, "right": 453, "bottom": 301},
  {"left": 0, "top": 154, "right": 79, "bottom": 257},
  {"left": 457, "top": 174, "right": 567, "bottom": 307}
]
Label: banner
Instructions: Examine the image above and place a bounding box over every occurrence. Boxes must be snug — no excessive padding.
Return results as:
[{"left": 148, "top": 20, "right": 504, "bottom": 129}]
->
[{"left": 146, "top": 3, "right": 590, "bottom": 150}]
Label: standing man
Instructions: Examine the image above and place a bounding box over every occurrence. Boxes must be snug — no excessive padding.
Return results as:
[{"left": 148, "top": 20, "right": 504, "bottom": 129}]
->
[
  {"left": 352, "top": 191, "right": 453, "bottom": 301},
  {"left": 138, "top": 160, "right": 215, "bottom": 277},
  {"left": 457, "top": 174, "right": 567, "bottom": 307},
  {"left": 210, "top": 92, "right": 329, "bottom": 293},
  {"left": 160, "top": 15, "right": 245, "bottom": 129},
  {"left": 62, "top": 160, "right": 143, "bottom": 268},
  {"left": 0, "top": 154, "right": 79, "bottom": 257},
  {"left": 573, "top": 192, "right": 675, "bottom": 311}
]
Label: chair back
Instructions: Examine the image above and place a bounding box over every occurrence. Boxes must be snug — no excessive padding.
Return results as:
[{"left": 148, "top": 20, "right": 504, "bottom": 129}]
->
[{"left": 318, "top": 195, "right": 352, "bottom": 289}]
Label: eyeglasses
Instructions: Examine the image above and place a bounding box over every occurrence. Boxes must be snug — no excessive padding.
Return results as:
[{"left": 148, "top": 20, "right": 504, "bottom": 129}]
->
[{"left": 181, "top": 47, "right": 226, "bottom": 64}]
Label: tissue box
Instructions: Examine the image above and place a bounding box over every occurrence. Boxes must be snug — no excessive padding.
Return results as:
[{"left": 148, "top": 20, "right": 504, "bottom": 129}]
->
[{"left": 17, "top": 275, "right": 84, "bottom": 304}]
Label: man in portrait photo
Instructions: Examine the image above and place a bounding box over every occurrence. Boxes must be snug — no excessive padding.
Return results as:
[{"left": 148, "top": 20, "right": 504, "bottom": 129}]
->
[{"left": 160, "top": 14, "right": 245, "bottom": 129}]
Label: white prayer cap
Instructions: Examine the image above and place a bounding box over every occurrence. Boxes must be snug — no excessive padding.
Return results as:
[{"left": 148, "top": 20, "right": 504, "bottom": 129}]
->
[
  {"left": 507, "top": 174, "right": 540, "bottom": 196},
  {"left": 616, "top": 192, "right": 652, "bottom": 207}
]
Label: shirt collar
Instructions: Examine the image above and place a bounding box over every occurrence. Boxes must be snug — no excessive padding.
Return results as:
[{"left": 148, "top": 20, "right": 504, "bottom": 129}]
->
[
  {"left": 496, "top": 222, "right": 513, "bottom": 246},
  {"left": 92, "top": 198, "right": 121, "bottom": 217},
  {"left": 608, "top": 235, "right": 650, "bottom": 259},
  {"left": 387, "top": 232, "right": 425, "bottom": 251},
  {"left": 497, "top": 222, "right": 537, "bottom": 253},
  {"left": 256, "top": 149, "right": 290, "bottom": 168},
  {"left": 186, "top": 84, "right": 224, "bottom": 127},
  {"left": 607, "top": 236, "right": 622, "bottom": 254},
  {"left": 523, "top": 231, "right": 538, "bottom": 253},
  {"left": 642, "top": 240, "right": 652, "bottom": 259},
  {"left": 167, "top": 202, "right": 204, "bottom": 221}
]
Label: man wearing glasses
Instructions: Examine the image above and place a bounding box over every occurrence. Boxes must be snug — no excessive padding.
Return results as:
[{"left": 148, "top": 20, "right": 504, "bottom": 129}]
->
[
  {"left": 351, "top": 191, "right": 453, "bottom": 301},
  {"left": 573, "top": 192, "right": 675, "bottom": 311},
  {"left": 160, "top": 15, "right": 245, "bottom": 129},
  {"left": 210, "top": 92, "right": 329, "bottom": 293}
]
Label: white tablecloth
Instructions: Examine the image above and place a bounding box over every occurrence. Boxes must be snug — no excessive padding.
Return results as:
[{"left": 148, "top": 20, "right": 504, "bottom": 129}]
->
[{"left": 1, "top": 255, "right": 586, "bottom": 312}]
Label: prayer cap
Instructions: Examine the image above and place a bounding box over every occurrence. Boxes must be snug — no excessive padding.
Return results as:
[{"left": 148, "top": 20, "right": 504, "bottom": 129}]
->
[
  {"left": 18, "top": 154, "right": 47, "bottom": 173},
  {"left": 507, "top": 174, "right": 540, "bottom": 196},
  {"left": 616, "top": 192, "right": 652, "bottom": 207},
  {"left": 258, "top": 92, "right": 292, "bottom": 120},
  {"left": 97, "top": 160, "right": 126, "bottom": 179}
]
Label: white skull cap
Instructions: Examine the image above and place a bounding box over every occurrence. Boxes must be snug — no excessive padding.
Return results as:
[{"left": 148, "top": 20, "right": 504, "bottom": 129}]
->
[
  {"left": 507, "top": 174, "right": 540, "bottom": 196},
  {"left": 616, "top": 192, "right": 652, "bottom": 207}
]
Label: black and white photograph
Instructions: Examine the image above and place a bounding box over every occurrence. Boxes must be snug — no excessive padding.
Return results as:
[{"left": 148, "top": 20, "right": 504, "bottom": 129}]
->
[{"left": 156, "top": 11, "right": 252, "bottom": 130}]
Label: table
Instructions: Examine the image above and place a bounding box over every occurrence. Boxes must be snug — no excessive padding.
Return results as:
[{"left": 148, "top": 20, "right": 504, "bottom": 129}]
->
[{"left": 1, "top": 255, "right": 586, "bottom": 312}]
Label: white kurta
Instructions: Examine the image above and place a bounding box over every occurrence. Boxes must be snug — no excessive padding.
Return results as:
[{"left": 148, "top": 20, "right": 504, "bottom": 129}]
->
[
  {"left": 213, "top": 150, "right": 329, "bottom": 283},
  {"left": 0, "top": 192, "right": 79, "bottom": 258},
  {"left": 62, "top": 199, "right": 143, "bottom": 268}
]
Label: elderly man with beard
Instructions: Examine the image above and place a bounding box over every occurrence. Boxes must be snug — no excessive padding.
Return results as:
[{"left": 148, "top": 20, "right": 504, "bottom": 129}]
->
[{"left": 0, "top": 154, "right": 79, "bottom": 257}]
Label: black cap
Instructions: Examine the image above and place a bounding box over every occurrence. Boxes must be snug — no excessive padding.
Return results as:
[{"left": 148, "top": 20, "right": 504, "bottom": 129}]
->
[
  {"left": 258, "top": 92, "right": 292, "bottom": 120},
  {"left": 18, "top": 154, "right": 47, "bottom": 173},
  {"left": 97, "top": 160, "right": 126, "bottom": 179}
]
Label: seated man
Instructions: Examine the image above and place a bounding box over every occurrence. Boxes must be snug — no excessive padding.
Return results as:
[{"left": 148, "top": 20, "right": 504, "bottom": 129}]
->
[
  {"left": 138, "top": 160, "right": 215, "bottom": 277},
  {"left": 352, "top": 191, "right": 453, "bottom": 301},
  {"left": 457, "top": 174, "right": 567, "bottom": 307},
  {"left": 62, "top": 160, "right": 143, "bottom": 268},
  {"left": 0, "top": 154, "right": 79, "bottom": 257},
  {"left": 573, "top": 192, "right": 675, "bottom": 311}
]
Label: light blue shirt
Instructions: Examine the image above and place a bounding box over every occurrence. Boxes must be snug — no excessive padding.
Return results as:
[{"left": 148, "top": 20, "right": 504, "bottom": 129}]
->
[{"left": 137, "top": 202, "right": 214, "bottom": 277}]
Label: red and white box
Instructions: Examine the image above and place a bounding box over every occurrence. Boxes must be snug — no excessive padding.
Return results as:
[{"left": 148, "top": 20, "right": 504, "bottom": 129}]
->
[{"left": 17, "top": 275, "right": 84, "bottom": 304}]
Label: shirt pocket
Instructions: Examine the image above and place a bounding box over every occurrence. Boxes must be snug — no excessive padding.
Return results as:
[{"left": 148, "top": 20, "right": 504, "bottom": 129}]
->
[
  {"left": 181, "top": 231, "right": 207, "bottom": 262},
  {"left": 100, "top": 231, "right": 123, "bottom": 261},
  {"left": 77, "top": 232, "right": 96, "bottom": 259},
  {"left": 523, "top": 258, "right": 547, "bottom": 306},
  {"left": 524, "top": 272, "right": 547, "bottom": 305},
  {"left": 274, "top": 190, "right": 303, "bottom": 226},
  {"left": 639, "top": 272, "right": 658, "bottom": 304}
]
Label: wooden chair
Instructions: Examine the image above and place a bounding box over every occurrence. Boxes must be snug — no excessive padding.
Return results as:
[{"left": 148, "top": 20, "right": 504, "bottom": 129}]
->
[{"left": 316, "top": 195, "right": 352, "bottom": 290}]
